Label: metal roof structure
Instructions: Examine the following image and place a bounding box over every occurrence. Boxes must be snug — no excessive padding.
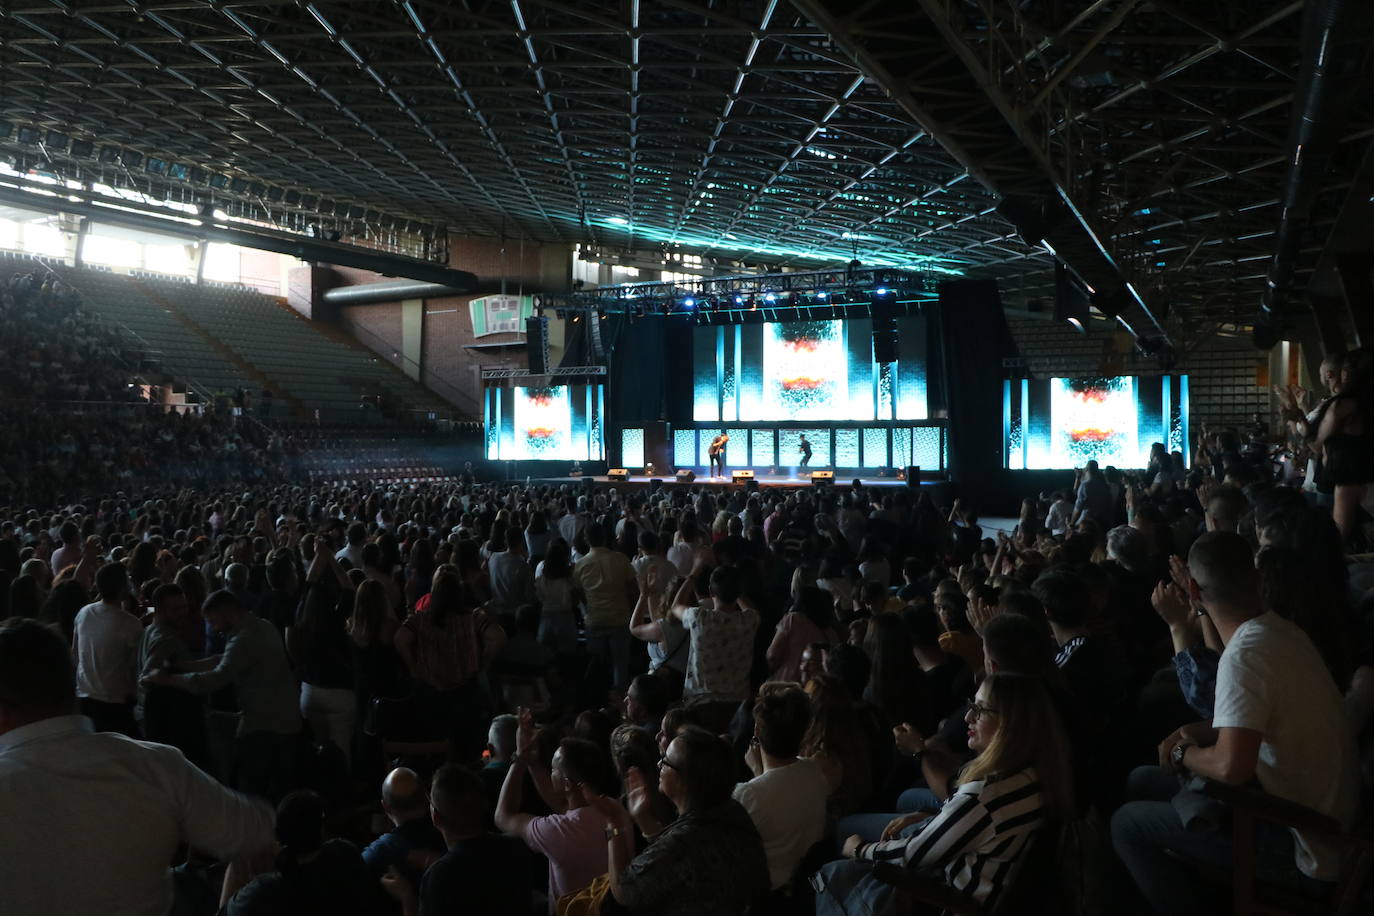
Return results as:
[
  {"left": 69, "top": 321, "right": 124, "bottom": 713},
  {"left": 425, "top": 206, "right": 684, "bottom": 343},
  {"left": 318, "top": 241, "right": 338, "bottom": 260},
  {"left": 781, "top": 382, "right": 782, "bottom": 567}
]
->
[{"left": 2, "top": 1, "right": 1372, "bottom": 341}]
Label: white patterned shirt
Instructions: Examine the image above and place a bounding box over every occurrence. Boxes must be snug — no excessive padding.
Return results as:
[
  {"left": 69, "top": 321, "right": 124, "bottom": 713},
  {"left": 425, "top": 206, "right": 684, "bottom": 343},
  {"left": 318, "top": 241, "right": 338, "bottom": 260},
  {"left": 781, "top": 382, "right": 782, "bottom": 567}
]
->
[{"left": 681, "top": 601, "right": 759, "bottom": 704}]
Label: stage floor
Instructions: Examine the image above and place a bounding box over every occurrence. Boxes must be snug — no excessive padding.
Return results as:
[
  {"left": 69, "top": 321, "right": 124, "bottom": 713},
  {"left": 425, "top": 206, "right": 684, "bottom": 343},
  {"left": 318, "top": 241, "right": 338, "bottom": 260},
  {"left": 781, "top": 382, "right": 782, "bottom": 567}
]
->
[{"left": 529, "top": 474, "right": 942, "bottom": 490}]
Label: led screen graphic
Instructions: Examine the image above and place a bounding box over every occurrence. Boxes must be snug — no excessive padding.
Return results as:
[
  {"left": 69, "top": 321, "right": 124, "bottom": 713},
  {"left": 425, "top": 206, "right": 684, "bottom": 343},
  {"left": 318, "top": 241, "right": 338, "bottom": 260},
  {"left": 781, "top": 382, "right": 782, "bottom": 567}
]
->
[
  {"left": 762, "top": 321, "right": 848, "bottom": 419},
  {"left": 485, "top": 383, "right": 604, "bottom": 461},
  {"left": 694, "top": 316, "right": 929, "bottom": 422},
  {"left": 1004, "top": 375, "right": 1188, "bottom": 470}
]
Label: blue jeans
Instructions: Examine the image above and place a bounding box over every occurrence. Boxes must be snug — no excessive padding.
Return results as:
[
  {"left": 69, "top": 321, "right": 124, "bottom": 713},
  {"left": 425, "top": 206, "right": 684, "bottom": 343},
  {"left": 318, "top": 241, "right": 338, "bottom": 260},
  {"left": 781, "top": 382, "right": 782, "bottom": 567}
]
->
[
  {"left": 1111, "top": 766, "right": 1329, "bottom": 916},
  {"left": 836, "top": 787, "right": 943, "bottom": 844}
]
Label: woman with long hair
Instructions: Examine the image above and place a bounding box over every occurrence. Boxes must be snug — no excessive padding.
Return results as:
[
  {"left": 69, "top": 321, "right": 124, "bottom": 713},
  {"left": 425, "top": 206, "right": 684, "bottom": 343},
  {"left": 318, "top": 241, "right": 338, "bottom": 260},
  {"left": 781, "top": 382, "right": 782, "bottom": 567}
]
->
[
  {"left": 818, "top": 673, "right": 1074, "bottom": 914},
  {"left": 524, "top": 508, "right": 551, "bottom": 565},
  {"left": 801, "top": 674, "right": 876, "bottom": 823},
  {"left": 403, "top": 537, "right": 435, "bottom": 611},
  {"left": 534, "top": 537, "right": 577, "bottom": 656},
  {"left": 862, "top": 614, "right": 933, "bottom": 736},
  {"left": 766, "top": 586, "right": 837, "bottom": 683}
]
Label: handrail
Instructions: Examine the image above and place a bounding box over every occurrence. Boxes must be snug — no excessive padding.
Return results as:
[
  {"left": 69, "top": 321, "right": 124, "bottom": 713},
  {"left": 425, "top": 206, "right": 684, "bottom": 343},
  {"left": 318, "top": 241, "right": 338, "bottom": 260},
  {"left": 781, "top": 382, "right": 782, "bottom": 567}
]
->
[{"left": 342, "top": 320, "right": 482, "bottom": 416}]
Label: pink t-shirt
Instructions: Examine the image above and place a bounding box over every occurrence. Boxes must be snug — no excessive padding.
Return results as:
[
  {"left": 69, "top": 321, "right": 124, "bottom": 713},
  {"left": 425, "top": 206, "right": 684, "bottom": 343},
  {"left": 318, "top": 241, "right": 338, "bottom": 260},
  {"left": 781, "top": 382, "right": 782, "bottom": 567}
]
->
[{"left": 520, "top": 805, "right": 610, "bottom": 910}]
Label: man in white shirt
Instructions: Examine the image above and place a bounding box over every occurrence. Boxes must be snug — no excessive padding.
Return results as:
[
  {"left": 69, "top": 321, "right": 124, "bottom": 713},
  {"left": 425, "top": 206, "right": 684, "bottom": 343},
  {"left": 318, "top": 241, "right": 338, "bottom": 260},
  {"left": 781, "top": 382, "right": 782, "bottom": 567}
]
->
[
  {"left": 1112, "top": 532, "right": 1360, "bottom": 916},
  {"left": 0, "top": 618, "right": 274, "bottom": 916},
  {"left": 488, "top": 528, "right": 536, "bottom": 616},
  {"left": 735, "top": 684, "right": 828, "bottom": 892},
  {"left": 72, "top": 562, "right": 143, "bottom": 736}
]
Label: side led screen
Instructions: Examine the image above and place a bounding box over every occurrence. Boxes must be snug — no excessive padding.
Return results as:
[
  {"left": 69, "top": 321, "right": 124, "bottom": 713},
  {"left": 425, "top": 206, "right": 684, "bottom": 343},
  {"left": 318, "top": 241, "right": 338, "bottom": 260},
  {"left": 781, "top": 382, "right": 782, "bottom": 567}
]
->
[
  {"left": 1004, "top": 375, "right": 1188, "bottom": 469},
  {"left": 485, "top": 384, "right": 605, "bottom": 461},
  {"left": 693, "top": 316, "right": 928, "bottom": 422}
]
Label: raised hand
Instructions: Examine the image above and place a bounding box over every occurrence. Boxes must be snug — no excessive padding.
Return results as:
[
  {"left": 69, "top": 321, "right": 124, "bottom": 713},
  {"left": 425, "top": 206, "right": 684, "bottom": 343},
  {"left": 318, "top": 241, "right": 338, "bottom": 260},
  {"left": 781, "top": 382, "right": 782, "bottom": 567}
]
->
[
  {"left": 624, "top": 766, "right": 653, "bottom": 823},
  {"left": 967, "top": 594, "right": 999, "bottom": 635},
  {"left": 892, "top": 722, "right": 927, "bottom": 757},
  {"left": 515, "top": 706, "right": 537, "bottom": 757},
  {"left": 1151, "top": 580, "right": 1193, "bottom": 631}
]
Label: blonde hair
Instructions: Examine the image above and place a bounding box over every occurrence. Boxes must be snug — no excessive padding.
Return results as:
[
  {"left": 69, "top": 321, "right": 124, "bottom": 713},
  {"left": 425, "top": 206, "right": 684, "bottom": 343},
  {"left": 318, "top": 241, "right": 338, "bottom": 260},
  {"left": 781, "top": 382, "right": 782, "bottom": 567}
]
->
[{"left": 958, "top": 673, "right": 1075, "bottom": 819}]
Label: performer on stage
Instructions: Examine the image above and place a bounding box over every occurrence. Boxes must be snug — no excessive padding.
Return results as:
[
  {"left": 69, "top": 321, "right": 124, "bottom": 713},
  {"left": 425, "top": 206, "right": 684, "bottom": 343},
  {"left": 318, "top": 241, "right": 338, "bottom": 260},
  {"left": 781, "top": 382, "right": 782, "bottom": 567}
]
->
[
  {"left": 799, "top": 434, "right": 813, "bottom": 468},
  {"left": 708, "top": 432, "right": 730, "bottom": 477}
]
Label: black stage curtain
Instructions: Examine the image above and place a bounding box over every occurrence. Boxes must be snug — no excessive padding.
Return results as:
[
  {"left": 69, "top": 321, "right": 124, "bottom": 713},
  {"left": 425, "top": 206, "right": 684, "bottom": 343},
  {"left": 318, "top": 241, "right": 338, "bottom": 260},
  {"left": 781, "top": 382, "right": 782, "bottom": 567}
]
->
[
  {"left": 605, "top": 315, "right": 694, "bottom": 427},
  {"left": 938, "top": 278, "right": 1015, "bottom": 485}
]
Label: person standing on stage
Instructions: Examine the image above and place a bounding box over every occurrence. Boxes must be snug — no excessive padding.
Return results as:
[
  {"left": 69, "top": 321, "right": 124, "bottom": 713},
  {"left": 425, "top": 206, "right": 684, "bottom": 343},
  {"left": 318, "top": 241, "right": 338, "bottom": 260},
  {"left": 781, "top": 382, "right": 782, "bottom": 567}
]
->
[
  {"left": 709, "top": 433, "right": 730, "bottom": 478},
  {"left": 799, "top": 435, "right": 813, "bottom": 469}
]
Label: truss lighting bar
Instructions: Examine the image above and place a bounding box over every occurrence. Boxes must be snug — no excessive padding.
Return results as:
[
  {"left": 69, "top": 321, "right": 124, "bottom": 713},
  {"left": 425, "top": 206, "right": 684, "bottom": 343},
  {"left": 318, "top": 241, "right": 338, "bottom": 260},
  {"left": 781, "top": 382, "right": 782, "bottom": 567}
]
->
[{"left": 536, "top": 267, "right": 938, "bottom": 319}]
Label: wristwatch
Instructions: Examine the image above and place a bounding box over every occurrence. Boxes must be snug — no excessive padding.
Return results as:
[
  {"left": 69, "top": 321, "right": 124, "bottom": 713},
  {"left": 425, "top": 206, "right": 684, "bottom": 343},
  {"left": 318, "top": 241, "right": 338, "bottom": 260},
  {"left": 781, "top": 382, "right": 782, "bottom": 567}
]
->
[
  {"left": 1170, "top": 742, "right": 1193, "bottom": 774},
  {"left": 604, "top": 825, "right": 624, "bottom": 842}
]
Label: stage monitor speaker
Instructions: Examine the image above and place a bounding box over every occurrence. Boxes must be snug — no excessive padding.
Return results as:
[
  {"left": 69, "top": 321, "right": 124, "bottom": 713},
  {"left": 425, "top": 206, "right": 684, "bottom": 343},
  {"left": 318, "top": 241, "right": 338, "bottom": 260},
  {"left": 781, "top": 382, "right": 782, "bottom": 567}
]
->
[
  {"left": 905, "top": 465, "right": 921, "bottom": 486},
  {"left": 608, "top": 468, "right": 629, "bottom": 481},
  {"left": 525, "top": 316, "right": 550, "bottom": 374},
  {"left": 675, "top": 469, "right": 696, "bottom": 483},
  {"left": 810, "top": 470, "right": 835, "bottom": 485},
  {"left": 732, "top": 469, "right": 755, "bottom": 483}
]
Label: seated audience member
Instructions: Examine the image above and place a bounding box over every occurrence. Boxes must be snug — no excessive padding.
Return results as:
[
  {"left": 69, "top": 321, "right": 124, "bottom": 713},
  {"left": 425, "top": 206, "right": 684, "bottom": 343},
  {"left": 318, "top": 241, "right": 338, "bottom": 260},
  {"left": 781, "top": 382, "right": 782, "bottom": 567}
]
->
[
  {"left": 146, "top": 589, "right": 302, "bottom": 800},
  {"left": 766, "top": 587, "right": 839, "bottom": 683},
  {"left": 495, "top": 714, "right": 615, "bottom": 910},
  {"left": 934, "top": 591, "right": 983, "bottom": 675},
  {"left": 817, "top": 673, "right": 1074, "bottom": 914},
  {"left": 1033, "top": 569, "right": 1125, "bottom": 731},
  {"left": 362, "top": 767, "right": 445, "bottom": 886},
  {"left": 382, "top": 764, "right": 531, "bottom": 916},
  {"left": 736, "top": 683, "right": 829, "bottom": 893},
  {"left": 73, "top": 561, "right": 142, "bottom": 735},
  {"left": 1111, "top": 532, "right": 1361, "bottom": 916},
  {"left": 623, "top": 671, "right": 673, "bottom": 734},
  {"left": 588, "top": 725, "right": 770, "bottom": 916},
  {"left": 902, "top": 605, "right": 972, "bottom": 725},
  {"left": 224, "top": 790, "right": 379, "bottom": 916},
  {"left": 0, "top": 618, "right": 274, "bottom": 916}
]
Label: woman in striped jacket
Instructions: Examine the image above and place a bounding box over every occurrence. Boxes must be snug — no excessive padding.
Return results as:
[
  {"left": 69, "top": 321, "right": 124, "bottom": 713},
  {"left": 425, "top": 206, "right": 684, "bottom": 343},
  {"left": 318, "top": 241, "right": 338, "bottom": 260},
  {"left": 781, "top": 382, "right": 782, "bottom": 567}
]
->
[{"left": 816, "top": 673, "right": 1074, "bottom": 913}]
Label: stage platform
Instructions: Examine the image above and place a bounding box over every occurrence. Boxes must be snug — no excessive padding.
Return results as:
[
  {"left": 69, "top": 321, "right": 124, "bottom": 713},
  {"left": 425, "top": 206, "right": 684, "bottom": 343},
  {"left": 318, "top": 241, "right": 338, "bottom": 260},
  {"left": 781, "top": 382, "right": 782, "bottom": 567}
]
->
[{"left": 522, "top": 473, "right": 952, "bottom": 497}]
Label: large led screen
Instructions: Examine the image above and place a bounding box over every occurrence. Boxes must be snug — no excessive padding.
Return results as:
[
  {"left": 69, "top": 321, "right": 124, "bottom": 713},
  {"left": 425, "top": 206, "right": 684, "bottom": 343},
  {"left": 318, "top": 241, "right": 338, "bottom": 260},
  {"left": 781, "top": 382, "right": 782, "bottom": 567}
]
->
[
  {"left": 485, "top": 384, "right": 605, "bottom": 461},
  {"left": 1004, "top": 375, "right": 1188, "bottom": 470},
  {"left": 694, "top": 316, "right": 929, "bottom": 422}
]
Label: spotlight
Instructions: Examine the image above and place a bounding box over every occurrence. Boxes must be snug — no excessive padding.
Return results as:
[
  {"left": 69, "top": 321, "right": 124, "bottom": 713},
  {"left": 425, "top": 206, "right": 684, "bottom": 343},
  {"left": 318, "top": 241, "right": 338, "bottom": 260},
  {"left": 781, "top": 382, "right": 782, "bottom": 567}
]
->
[
  {"left": 816, "top": 291, "right": 828, "bottom": 300},
  {"left": 734, "top": 296, "right": 745, "bottom": 305},
  {"left": 875, "top": 288, "right": 889, "bottom": 296},
  {"left": 682, "top": 297, "right": 695, "bottom": 309},
  {"left": 764, "top": 292, "right": 776, "bottom": 303}
]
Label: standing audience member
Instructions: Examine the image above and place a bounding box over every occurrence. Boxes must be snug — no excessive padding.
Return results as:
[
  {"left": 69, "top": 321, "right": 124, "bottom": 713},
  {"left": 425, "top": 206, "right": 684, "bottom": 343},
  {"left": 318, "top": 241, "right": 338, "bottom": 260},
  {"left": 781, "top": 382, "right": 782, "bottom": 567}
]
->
[
  {"left": 0, "top": 618, "right": 274, "bottom": 916},
  {"left": 73, "top": 562, "right": 142, "bottom": 736}
]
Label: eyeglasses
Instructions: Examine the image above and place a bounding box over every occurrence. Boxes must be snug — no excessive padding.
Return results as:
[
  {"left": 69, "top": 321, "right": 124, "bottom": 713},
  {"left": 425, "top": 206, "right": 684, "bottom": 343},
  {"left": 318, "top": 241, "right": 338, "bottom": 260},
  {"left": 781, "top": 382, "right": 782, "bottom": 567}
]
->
[{"left": 967, "top": 701, "right": 1000, "bottom": 722}]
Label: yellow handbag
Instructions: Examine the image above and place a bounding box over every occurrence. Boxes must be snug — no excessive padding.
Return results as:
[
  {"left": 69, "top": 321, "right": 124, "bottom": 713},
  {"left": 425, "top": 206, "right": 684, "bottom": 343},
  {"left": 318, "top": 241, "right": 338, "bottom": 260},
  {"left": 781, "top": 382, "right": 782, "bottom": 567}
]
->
[{"left": 556, "top": 873, "right": 613, "bottom": 916}]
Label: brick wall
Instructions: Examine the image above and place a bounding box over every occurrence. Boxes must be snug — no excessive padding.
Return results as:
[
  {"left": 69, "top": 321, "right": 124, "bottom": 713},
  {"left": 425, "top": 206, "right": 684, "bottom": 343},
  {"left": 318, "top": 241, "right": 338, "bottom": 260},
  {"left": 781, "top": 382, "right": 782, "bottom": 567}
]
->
[
  {"left": 339, "top": 301, "right": 406, "bottom": 371},
  {"left": 1005, "top": 316, "right": 1272, "bottom": 428}
]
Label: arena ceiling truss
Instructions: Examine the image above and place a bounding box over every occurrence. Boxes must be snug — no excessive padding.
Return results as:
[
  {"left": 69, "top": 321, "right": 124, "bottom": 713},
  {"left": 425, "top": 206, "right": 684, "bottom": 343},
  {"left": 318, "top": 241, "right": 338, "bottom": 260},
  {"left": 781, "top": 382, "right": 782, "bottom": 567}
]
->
[{"left": 1, "top": 1, "right": 1372, "bottom": 340}]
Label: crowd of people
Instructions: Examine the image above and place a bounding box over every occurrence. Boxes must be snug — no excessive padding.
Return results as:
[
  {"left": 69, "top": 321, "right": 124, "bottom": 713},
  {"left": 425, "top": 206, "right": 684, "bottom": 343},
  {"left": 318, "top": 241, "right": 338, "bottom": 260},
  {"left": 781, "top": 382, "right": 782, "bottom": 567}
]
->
[{"left": 0, "top": 424, "right": 1369, "bottom": 916}]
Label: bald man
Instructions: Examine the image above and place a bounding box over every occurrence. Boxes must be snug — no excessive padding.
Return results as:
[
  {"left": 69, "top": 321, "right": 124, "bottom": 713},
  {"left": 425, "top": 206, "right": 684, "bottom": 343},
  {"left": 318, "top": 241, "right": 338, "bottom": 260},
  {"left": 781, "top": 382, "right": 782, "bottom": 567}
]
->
[{"left": 362, "top": 767, "right": 446, "bottom": 886}]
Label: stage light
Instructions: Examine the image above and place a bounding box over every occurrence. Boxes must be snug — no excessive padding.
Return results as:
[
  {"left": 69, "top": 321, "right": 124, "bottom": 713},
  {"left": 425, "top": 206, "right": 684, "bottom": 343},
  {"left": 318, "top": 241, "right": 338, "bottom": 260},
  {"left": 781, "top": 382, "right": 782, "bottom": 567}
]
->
[
  {"left": 816, "top": 291, "right": 828, "bottom": 300},
  {"left": 734, "top": 296, "right": 745, "bottom": 305},
  {"left": 682, "top": 297, "right": 695, "bottom": 308},
  {"left": 764, "top": 292, "right": 776, "bottom": 303},
  {"left": 875, "top": 288, "right": 889, "bottom": 296}
]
